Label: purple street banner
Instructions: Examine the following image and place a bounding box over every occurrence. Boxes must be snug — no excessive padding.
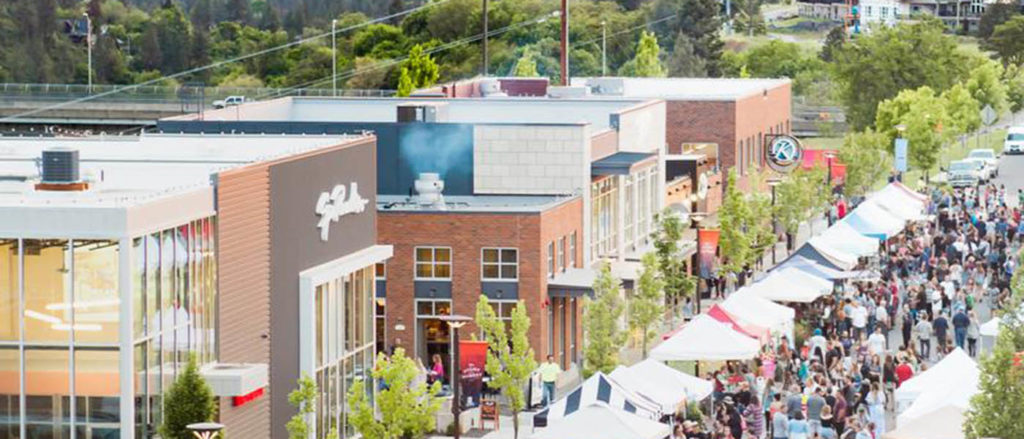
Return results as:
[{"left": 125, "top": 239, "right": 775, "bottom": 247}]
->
[
  {"left": 698, "top": 229, "right": 721, "bottom": 279},
  {"left": 459, "top": 340, "right": 488, "bottom": 409}
]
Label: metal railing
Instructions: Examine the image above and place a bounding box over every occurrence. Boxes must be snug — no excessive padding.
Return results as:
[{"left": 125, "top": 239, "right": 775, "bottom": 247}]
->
[{"left": 0, "top": 83, "right": 396, "bottom": 105}]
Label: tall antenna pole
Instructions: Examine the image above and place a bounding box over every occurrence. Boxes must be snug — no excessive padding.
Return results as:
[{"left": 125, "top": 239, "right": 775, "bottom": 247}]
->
[
  {"left": 560, "top": 0, "right": 569, "bottom": 85},
  {"left": 84, "top": 13, "right": 92, "bottom": 90},
  {"left": 332, "top": 19, "right": 337, "bottom": 97},
  {"left": 483, "top": 0, "right": 489, "bottom": 76}
]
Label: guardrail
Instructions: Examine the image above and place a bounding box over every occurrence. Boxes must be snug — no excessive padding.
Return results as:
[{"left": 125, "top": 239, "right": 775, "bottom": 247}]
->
[{"left": 0, "top": 83, "right": 396, "bottom": 105}]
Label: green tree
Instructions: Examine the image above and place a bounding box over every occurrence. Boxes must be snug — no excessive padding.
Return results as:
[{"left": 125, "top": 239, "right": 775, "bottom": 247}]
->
[
  {"left": 718, "top": 171, "right": 752, "bottom": 276},
  {"left": 666, "top": 32, "right": 707, "bottom": 77},
  {"left": 832, "top": 19, "right": 969, "bottom": 130},
  {"left": 651, "top": 209, "right": 696, "bottom": 317},
  {"left": 942, "top": 83, "right": 982, "bottom": 136},
  {"left": 875, "top": 86, "right": 950, "bottom": 173},
  {"left": 988, "top": 16, "right": 1024, "bottom": 67},
  {"left": 151, "top": 2, "right": 193, "bottom": 74},
  {"left": 978, "top": 2, "right": 1020, "bottom": 40},
  {"left": 159, "top": 356, "right": 217, "bottom": 439},
  {"left": 402, "top": 43, "right": 439, "bottom": 90},
  {"left": 584, "top": 262, "right": 625, "bottom": 377},
  {"left": 285, "top": 374, "right": 326, "bottom": 439},
  {"left": 94, "top": 34, "right": 131, "bottom": 84},
  {"left": 396, "top": 67, "right": 414, "bottom": 97},
  {"left": 819, "top": 26, "right": 845, "bottom": 63},
  {"left": 966, "top": 60, "right": 1008, "bottom": 114},
  {"left": 619, "top": 31, "right": 665, "bottom": 77},
  {"left": 629, "top": 253, "right": 666, "bottom": 358},
  {"left": 226, "top": 0, "right": 250, "bottom": 24},
  {"left": 651, "top": 0, "right": 724, "bottom": 76},
  {"left": 839, "top": 129, "right": 893, "bottom": 197},
  {"left": 513, "top": 50, "right": 539, "bottom": 77},
  {"left": 475, "top": 297, "right": 536, "bottom": 439},
  {"left": 348, "top": 348, "right": 443, "bottom": 439},
  {"left": 1005, "top": 64, "right": 1024, "bottom": 114}
]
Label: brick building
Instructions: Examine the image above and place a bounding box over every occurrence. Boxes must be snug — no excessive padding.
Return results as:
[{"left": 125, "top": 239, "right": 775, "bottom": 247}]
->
[{"left": 160, "top": 96, "right": 669, "bottom": 371}]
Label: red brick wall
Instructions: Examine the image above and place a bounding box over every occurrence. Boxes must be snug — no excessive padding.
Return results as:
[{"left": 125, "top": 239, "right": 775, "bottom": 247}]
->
[
  {"left": 376, "top": 198, "right": 583, "bottom": 364},
  {"left": 539, "top": 198, "right": 585, "bottom": 368}
]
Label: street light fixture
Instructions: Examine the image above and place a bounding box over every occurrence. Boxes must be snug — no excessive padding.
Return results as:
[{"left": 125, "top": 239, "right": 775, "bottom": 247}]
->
[
  {"left": 186, "top": 422, "right": 224, "bottom": 439},
  {"left": 83, "top": 12, "right": 92, "bottom": 91},
  {"left": 767, "top": 177, "right": 783, "bottom": 264},
  {"left": 440, "top": 314, "right": 474, "bottom": 439},
  {"left": 690, "top": 212, "right": 707, "bottom": 315},
  {"left": 601, "top": 20, "right": 607, "bottom": 77},
  {"left": 331, "top": 19, "right": 337, "bottom": 97}
]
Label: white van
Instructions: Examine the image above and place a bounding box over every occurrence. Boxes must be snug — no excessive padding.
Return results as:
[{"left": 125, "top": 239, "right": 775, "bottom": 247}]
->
[{"left": 1006, "top": 127, "right": 1024, "bottom": 154}]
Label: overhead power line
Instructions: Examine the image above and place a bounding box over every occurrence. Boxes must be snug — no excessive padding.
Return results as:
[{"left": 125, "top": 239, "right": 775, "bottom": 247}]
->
[{"left": 0, "top": 0, "right": 450, "bottom": 122}]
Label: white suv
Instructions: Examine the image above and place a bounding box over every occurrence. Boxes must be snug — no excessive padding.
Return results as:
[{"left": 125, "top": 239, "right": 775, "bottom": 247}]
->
[
  {"left": 1006, "top": 127, "right": 1024, "bottom": 155},
  {"left": 212, "top": 95, "right": 246, "bottom": 109},
  {"left": 967, "top": 149, "right": 998, "bottom": 178}
]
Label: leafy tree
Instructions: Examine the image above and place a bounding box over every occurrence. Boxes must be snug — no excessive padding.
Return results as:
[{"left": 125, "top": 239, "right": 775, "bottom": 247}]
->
[
  {"left": 94, "top": 34, "right": 131, "bottom": 84},
  {"left": 979, "top": 2, "right": 1020, "bottom": 40},
  {"left": 875, "top": 86, "right": 950, "bottom": 174},
  {"left": 966, "top": 60, "right": 1008, "bottom": 114},
  {"left": 629, "top": 253, "right": 666, "bottom": 358},
  {"left": 475, "top": 297, "right": 536, "bottom": 439},
  {"left": 651, "top": 209, "right": 696, "bottom": 317},
  {"left": 1005, "top": 64, "right": 1024, "bottom": 114},
  {"left": 819, "top": 26, "right": 845, "bottom": 63},
  {"left": 159, "top": 356, "right": 217, "bottom": 439},
  {"left": 285, "top": 374, "right": 323, "bottom": 439},
  {"left": 151, "top": 2, "right": 193, "bottom": 74},
  {"left": 832, "top": 19, "right": 969, "bottom": 130},
  {"left": 584, "top": 262, "right": 625, "bottom": 377},
  {"left": 513, "top": 50, "right": 539, "bottom": 77},
  {"left": 942, "top": 83, "right": 982, "bottom": 136},
  {"left": 402, "top": 44, "right": 439, "bottom": 90},
  {"left": 348, "top": 348, "right": 443, "bottom": 439},
  {"left": 732, "top": 0, "right": 766, "bottom": 36},
  {"left": 666, "top": 32, "right": 706, "bottom": 77},
  {"left": 226, "top": 0, "right": 250, "bottom": 25},
  {"left": 396, "top": 67, "right": 414, "bottom": 97},
  {"left": 839, "top": 129, "right": 893, "bottom": 197},
  {"left": 718, "top": 171, "right": 752, "bottom": 276},
  {"left": 141, "top": 26, "right": 163, "bottom": 71},
  {"left": 619, "top": 31, "right": 665, "bottom": 77}
]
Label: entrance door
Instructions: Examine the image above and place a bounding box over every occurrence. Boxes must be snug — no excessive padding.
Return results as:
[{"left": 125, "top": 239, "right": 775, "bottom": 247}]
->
[{"left": 415, "top": 299, "right": 452, "bottom": 384}]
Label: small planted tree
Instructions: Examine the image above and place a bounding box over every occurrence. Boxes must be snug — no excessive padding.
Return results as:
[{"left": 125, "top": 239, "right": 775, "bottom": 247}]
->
[
  {"left": 584, "top": 262, "right": 625, "bottom": 377},
  {"left": 718, "top": 171, "right": 752, "bottom": 276},
  {"left": 476, "top": 297, "right": 537, "bottom": 439},
  {"left": 159, "top": 356, "right": 217, "bottom": 439},
  {"left": 629, "top": 252, "right": 666, "bottom": 358},
  {"left": 651, "top": 210, "right": 696, "bottom": 319},
  {"left": 347, "top": 348, "right": 442, "bottom": 439},
  {"left": 287, "top": 374, "right": 338, "bottom": 439}
]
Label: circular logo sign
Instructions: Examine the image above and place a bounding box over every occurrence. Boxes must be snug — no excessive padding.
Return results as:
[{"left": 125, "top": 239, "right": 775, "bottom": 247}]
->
[
  {"left": 697, "top": 172, "right": 709, "bottom": 200},
  {"left": 766, "top": 135, "right": 803, "bottom": 173}
]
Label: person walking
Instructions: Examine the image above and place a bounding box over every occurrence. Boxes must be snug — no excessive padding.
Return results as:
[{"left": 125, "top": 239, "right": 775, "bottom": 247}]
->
[
  {"left": 933, "top": 312, "right": 950, "bottom": 354},
  {"left": 538, "top": 355, "right": 560, "bottom": 406},
  {"left": 865, "top": 382, "right": 886, "bottom": 437},
  {"left": 773, "top": 407, "right": 790, "bottom": 439},
  {"left": 806, "top": 387, "right": 827, "bottom": 437},
  {"left": 953, "top": 308, "right": 969, "bottom": 349},
  {"left": 788, "top": 412, "right": 810, "bottom": 439},
  {"left": 900, "top": 305, "right": 914, "bottom": 349},
  {"left": 967, "top": 310, "right": 980, "bottom": 357},
  {"left": 915, "top": 315, "right": 933, "bottom": 359}
]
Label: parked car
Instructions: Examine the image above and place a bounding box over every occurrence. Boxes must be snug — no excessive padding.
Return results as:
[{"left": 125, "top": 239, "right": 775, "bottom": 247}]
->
[
  {"left": 947, "top": 159, "right": 984, "bottom": 187},
  {"left": 212, "top": 95, "right": 246, "bottom": 109},
  {"left": 967, "top": 148, "right": 999, "bottom": 178},
  {"left": 1006, "top": 127, "right": 1024, "bottom": 154}
]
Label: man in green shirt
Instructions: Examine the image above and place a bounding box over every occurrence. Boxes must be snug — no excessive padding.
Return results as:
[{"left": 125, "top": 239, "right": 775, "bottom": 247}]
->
[{"left": 538, "top": 355, "right": 561, "bottom": 406}]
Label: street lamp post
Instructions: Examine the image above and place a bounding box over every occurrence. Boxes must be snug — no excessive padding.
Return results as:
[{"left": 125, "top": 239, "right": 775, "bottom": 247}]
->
[
  {"left": 186, "top": 422, "right": 224, "bottom": 439},
  {"left": 767, "top": 177, "right": 782, "bottom": 265},
  {"left": 824, "top": 152, "right": 835, "bottom": 226},
  {"left": 84, "top": 13, "right": 92, "bottom": 90},
  {"left": 601, "top": 20, "right": 607, "bottom": 77},
  {"left": 691, "top": 212, "right": 707, "bottom": 315},
  {"left": 440, "top": 314, "right": 474, "bottom": 439},
  {"left": 483, "top": 0, "right": 489, "bottom": 76},
  {"left": 331, "top": 19, "right": 337, "bottom": 97}
]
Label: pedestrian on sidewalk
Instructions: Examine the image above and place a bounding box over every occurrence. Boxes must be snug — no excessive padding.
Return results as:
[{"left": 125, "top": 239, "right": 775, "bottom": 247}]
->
[
  {"left": 966, "top": 310, "right": 980, "bottom": 357},
  {"left": 914, "top": 315, "right": 932, "bottom": 359},
  {"left": 952, "top": 308, "right": 969, "bottom": 349},
  {"left": 538, "top": 355, "right": 560, "bottom": 406}
]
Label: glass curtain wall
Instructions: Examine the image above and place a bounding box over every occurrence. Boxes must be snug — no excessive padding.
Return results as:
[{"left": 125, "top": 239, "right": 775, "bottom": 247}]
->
[
  {"left": 132, "top": 217, "right": 217, "bottom": 439},
  {"left": 314, "top": 266, "right": 376, "bottom": 439},
  {"left": 590, "top": 178, "right": 619, "bottom": 260}
]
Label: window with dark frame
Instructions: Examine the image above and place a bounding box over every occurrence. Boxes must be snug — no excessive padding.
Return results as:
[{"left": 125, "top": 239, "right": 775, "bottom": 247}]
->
[{"left": 482, "top": 248, "right": 518, "bottom": 281}]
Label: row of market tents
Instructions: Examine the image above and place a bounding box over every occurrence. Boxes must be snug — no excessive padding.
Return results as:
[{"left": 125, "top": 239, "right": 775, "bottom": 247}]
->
[{"left": 526, "top": 183, "right": 983, "bottom": 439}]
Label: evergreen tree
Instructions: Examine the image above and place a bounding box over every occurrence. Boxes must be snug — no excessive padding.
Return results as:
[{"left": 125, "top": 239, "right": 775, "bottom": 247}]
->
[
  {"left": 152, "top": 2, "right": 193, "bottom": 74},
  {"left": 158, "top": 356, "right": 217, "bottom": 439},
  {"left": 819, "top": 26, "right": 845, "bottom": 63},
  {"left": 584, "top": 262, "right": 625, "bottom": 377},
  {"left": 396, "top": 67, "right": 414, "bottom": 97},
  {"left": 978, "top": 2, "right": 1020, "bottom": 41},
  {"left": 402, "top": 44, "right": 439, "bottom": 89},
  {"left": 141, "top": 26, "right": 163, "bottom": 71},
  {"left": 514, "top": 51, "right": 540, "bottom": 77},
  {"left": 619, "top": 31, "right": 665, "bottom": 77},
  {"left": 666, "top": 32, "right": 706, "bottom": 78},
  {"left": 652, "top": 0, "right": 724, "bottom": 76},
  {"left": 347, "top": 348, "right": 443, "bottom": 439},
  {"left": 226, "top": 0, "right": 250, "bottom": 24},
  {"left": 476, "top": 297, "right": 537, "bottom": 439},
  {"left": 629, "top": 253, "right": 666, "bottom": 358},
  {"left": 94, "top": 34, "right": 131, "bottom": 84},
  {"left": 191, "top": 0, "right": 213, "bottom": 28},
  {"left": 190, "top": 28, "right": 212, "bottom": 82}
]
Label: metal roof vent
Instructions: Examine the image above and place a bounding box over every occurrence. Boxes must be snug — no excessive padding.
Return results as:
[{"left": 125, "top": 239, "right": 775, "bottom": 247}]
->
[{"left": 36, "top": 147, "right": 89, "bottom": 191}]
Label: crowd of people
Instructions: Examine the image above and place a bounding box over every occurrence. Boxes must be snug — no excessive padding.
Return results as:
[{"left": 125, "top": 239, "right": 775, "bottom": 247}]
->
[{"left": 671, "top": 183, "right": 1018, "bottom": 439}]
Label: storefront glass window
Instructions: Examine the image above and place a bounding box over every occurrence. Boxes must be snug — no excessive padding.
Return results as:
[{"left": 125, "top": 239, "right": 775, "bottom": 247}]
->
[
  {"left": 0, "top": 347, "right": 19, "bottom": 437},
  {"left": 25, "top": 348, "right": 71, "bottom": 438},
  {"left": 73, "top": 241, "right": 120, "bottom": 344},
  {"left": 74, "top": 349, "right": 120, "bottom": 437},
  {"left": 0, "top": 240, "right": 17, "bottom": 341},
  {"left": 24, "top": 240, "right": 71, "bottom": 343}
]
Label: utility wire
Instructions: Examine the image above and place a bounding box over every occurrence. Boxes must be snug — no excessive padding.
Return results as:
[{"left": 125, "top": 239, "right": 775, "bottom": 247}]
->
[{"left": 0, "top": 0, "right": 449, "bottom": 122}]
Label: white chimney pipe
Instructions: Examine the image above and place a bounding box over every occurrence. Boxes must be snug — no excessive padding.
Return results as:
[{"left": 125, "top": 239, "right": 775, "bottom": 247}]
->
[{"left": 414, "top": 173, "right": 446, "bottom": 210}]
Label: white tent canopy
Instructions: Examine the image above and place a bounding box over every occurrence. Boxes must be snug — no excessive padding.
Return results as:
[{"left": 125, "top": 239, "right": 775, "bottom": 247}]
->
[
  {"left": 614, "top": 359, "right": 714, "bottom": 406},
  {"left": 530, "top": 403, "right": 672, "bottom": 439},
  {"left": 743, "top": 267, "right": 833, "bottom": 303},
  {"left": 533, "top": 372, "right": 662, "bottom": 427},
  {"left": 865, "top": 184, "right": 929, "bottom": 222},
  {"left": 980, "top": 317, "right": 1001, "bottom": 337},
  {"left": 841, "top": 200, "right": 906, "bottom": 239},
  {"left": 651, "top": 314, "right": 761, "bottom": 362},
  {"left": 884, "top": 405, "right": 965, "bottom": 439},
  {"left": 720, "top": 290, "right": 795, "bottom": 333},
  {"left": 807, "top": 237, "right": 860, "bottom": 270},
  {"left": 812, "top": 221, "right": 881, "bottom": 257},
  {"left": 894, "top": 348, "right": 978, "bottom": 412},
  {"left": 897, "top": 375, "right": 977, "bottom": 426}
]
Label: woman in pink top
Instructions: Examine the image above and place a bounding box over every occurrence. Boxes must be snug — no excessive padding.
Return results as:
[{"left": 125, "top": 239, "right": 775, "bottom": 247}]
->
[{"left": 429, "top": 353, "right": 445, "bottom": 384}]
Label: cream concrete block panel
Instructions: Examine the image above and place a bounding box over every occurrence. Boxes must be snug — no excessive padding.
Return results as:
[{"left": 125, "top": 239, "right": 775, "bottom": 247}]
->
[
  {"left": 501, "top": 176, "right": 518, "bottom": 187},
  {"left": 494, "top": 165, "right": 511, "bottom": 177},
  {"left": 527, "top": 165, "right": 545, "bottom": 177},
  {"left": 519, "top": 152, "right": 537, "bottom": 165}
]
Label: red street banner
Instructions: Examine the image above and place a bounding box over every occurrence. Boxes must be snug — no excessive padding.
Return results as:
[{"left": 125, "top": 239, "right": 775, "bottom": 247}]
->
[
  {"left": 459, "top": 340, "right": 488, "bottom": 409},
  {"left": 698, "top": 229, "right": 721, "bottom": 279}
]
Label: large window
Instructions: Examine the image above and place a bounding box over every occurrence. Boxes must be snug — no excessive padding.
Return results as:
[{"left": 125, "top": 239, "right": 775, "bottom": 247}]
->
[
  {"left": 482, "top": 248, "right": 518, "bottom": 281},
  {"left": 591, "top": 178, "right": 619, "bottom": 260},
  {"left": 547, "top": 242, "right": 555, "bottom": 278},
  {"left": 557, "top": 238, "right": 566, "bottom": 273},
  {"left": 313, "top": 265, "right": 376, "bottom": 439},
  {"left": 415, "top": 247, "right": 451, "bottom": 280},
  {"left": 569, "top": 233, "right": 577, "bottom": 269}
]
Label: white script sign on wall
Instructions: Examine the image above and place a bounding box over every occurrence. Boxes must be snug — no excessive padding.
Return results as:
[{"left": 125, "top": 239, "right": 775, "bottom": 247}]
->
[{"left": 315, "top": 182, "right": 369, "bottom": 242}]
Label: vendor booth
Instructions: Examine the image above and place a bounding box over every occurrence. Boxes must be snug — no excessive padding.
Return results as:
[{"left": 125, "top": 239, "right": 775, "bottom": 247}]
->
[
  {"left": 894, "top": 348, "right": 978, "bottom": 414},
  {"left": 530, "top": 402, "right": 672, "bottom": 439},
  {"left": 707, "top": 304, "right": 770, "bottom": 342},
  {"left": 651, "top": 315, "right": 761, "bottom": 362},
  {"left": 619, "top": 359, "right": 714, "bottom": 402},
  {"left": 719, "top": 291, "right": 795, "bottom": 342},
  {"left": 840, "top": 200, "right": 905, "bottom": 240},
  {"left": 883, "top": 405, "right": 965, "bottom": 439},
  {"left": 533, "top": 372, "right": 661, "bottom": 427},
  {"left": 742, "top": 268, "right": 833, "bottom": 303}
]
